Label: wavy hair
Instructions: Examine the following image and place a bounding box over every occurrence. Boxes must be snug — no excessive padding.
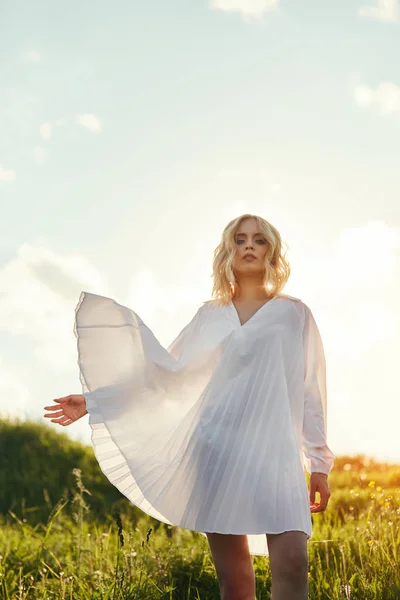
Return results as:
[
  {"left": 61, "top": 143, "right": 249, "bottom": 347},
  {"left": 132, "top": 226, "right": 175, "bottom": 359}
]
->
[{"left": 209, "top": 214, "right": 291, "bottom": 306}]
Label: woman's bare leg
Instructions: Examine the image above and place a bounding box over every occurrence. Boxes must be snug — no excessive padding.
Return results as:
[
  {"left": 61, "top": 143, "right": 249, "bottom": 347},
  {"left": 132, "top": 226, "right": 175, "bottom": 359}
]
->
[
  {"left": 266, "top": 531, "right": 309, "bottom": 600},
  {"left": 205, "top": 533, "right": 256, "bottom": 600}
]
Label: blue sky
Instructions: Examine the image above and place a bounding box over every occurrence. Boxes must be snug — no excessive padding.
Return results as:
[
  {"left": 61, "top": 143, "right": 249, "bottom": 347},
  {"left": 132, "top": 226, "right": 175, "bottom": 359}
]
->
[{"left": 1, "top": 0, "right": 400, "bottom": 463}]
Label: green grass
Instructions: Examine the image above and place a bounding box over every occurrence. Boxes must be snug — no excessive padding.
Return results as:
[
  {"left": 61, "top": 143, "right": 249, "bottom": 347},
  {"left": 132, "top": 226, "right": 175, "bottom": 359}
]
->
[{"left": 0, "top": 417, "right": 399, "bottom": 599}]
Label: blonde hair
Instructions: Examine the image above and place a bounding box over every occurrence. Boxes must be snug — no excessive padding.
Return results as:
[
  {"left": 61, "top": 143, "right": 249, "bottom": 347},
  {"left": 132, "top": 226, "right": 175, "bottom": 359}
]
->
[{"left": 209, "top": 214, "right": 291, "bottom": 306}]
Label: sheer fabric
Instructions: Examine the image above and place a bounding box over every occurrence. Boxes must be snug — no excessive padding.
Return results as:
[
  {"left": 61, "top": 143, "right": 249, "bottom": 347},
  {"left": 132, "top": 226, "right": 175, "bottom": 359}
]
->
[{"left": 74, "top": 291, "right": 334, "bottom": 556}]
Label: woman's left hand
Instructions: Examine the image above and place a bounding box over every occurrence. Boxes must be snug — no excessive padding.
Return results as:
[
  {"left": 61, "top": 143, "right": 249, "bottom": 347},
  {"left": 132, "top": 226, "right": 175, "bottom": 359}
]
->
[{"left": 309, "top": 472, "right": 331, "bottom": 513}]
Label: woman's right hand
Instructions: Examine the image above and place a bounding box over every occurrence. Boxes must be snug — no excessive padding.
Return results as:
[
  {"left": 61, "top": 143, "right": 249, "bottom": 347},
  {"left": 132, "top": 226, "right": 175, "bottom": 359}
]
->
[{"left": 43, "top": 394, "right": 88, "bottom": 426}]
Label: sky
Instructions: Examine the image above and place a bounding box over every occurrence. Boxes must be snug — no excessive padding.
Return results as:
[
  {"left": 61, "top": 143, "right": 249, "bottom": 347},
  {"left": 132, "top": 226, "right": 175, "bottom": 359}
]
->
[{"left": 1, "top": 0, "right": 400, "bottom": 465}]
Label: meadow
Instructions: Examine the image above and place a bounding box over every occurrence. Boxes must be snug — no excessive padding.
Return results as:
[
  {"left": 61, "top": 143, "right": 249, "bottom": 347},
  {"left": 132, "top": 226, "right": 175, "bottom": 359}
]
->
[{"left": 0, "top": 417, "right": 399, "bottom": 599}]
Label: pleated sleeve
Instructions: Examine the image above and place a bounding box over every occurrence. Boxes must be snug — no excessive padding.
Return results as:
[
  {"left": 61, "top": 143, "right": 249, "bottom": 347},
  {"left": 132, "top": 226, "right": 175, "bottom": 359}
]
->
[
  {"left": 167, "top": 305, "right": 205, "bottom": 361},
  {"left": 301, "top": 305, "right": 335, "bottom": 476}
]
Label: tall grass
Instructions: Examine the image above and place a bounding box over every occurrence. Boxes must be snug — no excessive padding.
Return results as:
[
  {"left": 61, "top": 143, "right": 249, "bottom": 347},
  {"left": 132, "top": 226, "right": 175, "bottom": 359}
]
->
[{"left": 0, "top": 417, "right": 399, "bottom": 599}]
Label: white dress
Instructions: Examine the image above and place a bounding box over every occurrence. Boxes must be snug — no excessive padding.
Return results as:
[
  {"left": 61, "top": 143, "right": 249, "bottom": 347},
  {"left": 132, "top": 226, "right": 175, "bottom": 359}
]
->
[{"left": 74, "top": 291, "right": 335, "bottom": 557}]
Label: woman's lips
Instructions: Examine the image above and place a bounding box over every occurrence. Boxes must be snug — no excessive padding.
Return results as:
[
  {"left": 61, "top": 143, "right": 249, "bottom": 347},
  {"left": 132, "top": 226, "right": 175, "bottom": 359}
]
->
[{"left": 243, "top": 256, "right": 257, "bottom": 260}]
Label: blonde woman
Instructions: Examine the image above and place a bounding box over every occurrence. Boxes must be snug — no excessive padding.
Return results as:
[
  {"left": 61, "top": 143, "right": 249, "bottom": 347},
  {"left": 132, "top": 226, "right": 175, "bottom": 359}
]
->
[{"left": 44, "top": 214, "right": 334, "bottom": 600}]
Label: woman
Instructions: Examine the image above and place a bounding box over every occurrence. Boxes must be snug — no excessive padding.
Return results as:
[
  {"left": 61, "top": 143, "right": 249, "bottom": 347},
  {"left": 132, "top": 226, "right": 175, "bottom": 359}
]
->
[{"left": 44, "top": 213, "right": 334, "bottom": 600}]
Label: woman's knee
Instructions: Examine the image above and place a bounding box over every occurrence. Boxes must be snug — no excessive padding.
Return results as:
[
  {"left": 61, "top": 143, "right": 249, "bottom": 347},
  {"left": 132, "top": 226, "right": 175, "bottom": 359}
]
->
[{"left": 266, "top": 531, "right": 308, "bottom": 579}]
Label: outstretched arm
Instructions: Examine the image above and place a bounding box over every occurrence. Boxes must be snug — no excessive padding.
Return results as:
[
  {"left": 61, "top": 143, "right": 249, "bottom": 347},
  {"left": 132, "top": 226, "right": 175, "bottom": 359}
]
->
[{"left": 43, "top": 394, "right": 88, "bottom": 427}]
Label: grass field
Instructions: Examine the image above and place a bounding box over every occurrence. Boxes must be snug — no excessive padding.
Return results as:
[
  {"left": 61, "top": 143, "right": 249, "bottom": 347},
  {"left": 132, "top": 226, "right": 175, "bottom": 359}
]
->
[{"left": 0, "top": 418, "right": 399, "bottom": 599}]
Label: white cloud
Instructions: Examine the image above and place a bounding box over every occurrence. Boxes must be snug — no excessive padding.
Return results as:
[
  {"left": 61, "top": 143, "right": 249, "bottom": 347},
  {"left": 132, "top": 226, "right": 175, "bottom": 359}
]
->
[
  {"left": 210, "top": 0, "right": 278, "bottom": 18},
  {"left": 354, "top": 81, "right": 400, "bottom": 115},
  {"left": 26, "top": 49, "right": 41, "bottom": 62},
  {"left": 0, "top": 357, "right": 31, "bottom": 417},
  {"left": 76, "top": 113, "right": 102, "bottom": 133},
  {"left": 39, "top": 122, "right": 53, "bottom": 140},
  {"left": 294, "top": 220, "right": 400, "bottom": 358},
  {"left": 37, "top": 114, "right": 100, "bottom": 149},
  {"left": 353, "top": 84, "right": 375, "bottom": 108},
  {"left": 0, "top": 244, "right": 109, "bottom": 370},
  {"left": 0, "top": 166, "right": 16, "bottom": 182},
  {"left": 358, "top": 0, "right": 400, "bottom": 22},
  {"left": 334, "top": 221, "right": 400, "bottom": 282}
]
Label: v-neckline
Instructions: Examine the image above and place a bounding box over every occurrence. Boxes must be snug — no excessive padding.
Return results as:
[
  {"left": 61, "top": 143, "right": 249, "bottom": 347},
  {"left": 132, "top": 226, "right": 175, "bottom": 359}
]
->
[{"left": 230, "top": 295, "right": 281, "bottom": 327}]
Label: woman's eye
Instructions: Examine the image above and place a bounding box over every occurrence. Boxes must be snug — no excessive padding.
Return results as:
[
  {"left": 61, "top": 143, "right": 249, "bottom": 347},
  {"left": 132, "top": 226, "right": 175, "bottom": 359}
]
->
[{"left": 236, "top": 239, "right": 265, "bottom": 244}]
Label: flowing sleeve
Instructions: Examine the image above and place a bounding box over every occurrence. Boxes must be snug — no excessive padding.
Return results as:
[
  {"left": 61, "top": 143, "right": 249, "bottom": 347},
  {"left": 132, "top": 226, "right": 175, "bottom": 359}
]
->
[
  {"left": 301, "top": 305, "right": 335, "bottom": 476},
  {"left": 74, "top": 293, "right": 212, "bottom": 453},
  {"left": 167, "top": 305, "right": 205, "bottom": 361}
]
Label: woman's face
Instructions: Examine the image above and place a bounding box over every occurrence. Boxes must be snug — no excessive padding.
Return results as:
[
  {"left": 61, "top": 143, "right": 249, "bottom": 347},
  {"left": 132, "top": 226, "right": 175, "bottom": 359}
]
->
[{"left": 232, "top": 217, "right": 268, "bottom": 280}]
